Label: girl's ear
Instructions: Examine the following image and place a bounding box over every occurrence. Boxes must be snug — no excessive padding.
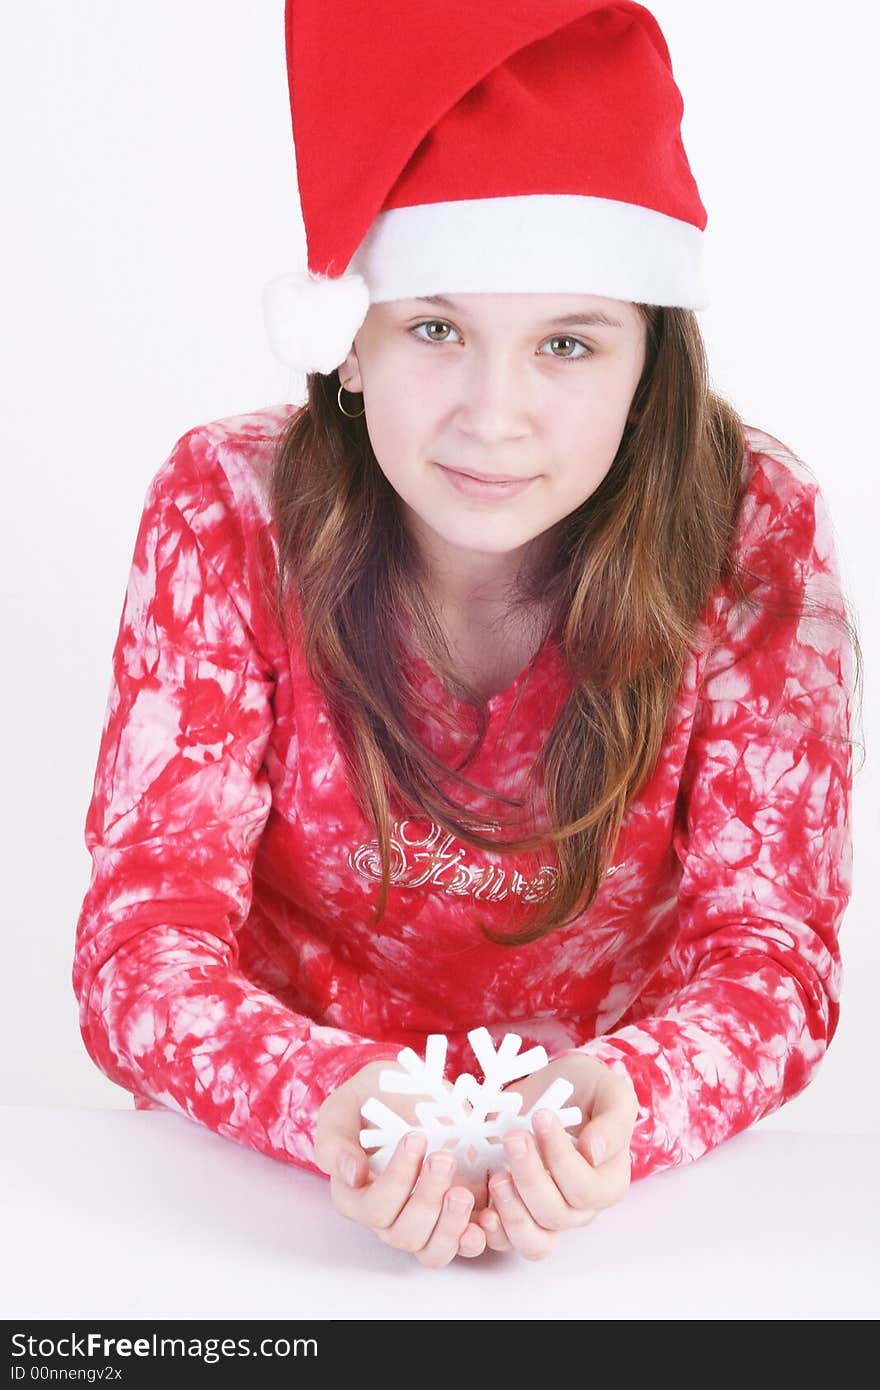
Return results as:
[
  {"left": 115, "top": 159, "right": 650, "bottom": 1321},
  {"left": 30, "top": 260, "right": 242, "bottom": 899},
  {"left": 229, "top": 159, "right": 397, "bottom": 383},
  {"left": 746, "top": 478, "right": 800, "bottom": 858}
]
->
[{"left": 336, "top": 344, "right": 362, "bottom": 393}]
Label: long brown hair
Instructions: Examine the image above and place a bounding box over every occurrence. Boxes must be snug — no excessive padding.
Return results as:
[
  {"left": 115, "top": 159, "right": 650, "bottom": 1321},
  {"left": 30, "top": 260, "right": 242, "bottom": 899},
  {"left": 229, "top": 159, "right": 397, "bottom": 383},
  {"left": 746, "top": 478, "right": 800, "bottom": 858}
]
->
[{"left": 264, "top": 304, "right": 864, "bottom": 947}]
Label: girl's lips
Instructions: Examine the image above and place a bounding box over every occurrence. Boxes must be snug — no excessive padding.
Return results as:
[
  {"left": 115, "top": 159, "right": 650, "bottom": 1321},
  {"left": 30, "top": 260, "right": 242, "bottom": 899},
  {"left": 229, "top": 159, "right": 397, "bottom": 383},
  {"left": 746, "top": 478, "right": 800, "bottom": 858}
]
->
[{"left": 436, "top": 463, "right": 537, "bottom": 500}]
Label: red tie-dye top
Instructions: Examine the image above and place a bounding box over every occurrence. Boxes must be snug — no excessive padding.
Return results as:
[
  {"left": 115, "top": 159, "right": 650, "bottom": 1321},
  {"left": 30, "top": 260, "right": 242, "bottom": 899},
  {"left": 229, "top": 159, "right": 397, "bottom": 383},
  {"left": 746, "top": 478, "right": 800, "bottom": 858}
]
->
[{"left": 71, "top": 404, "right": 855, "bottom": 1184}]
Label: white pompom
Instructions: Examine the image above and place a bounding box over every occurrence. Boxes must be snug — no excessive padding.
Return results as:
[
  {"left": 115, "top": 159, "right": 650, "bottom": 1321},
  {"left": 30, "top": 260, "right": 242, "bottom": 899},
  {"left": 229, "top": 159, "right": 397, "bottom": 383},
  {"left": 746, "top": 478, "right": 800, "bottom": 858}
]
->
[{"left": 261, "top": 268, "right": 371, "bottom": 375}]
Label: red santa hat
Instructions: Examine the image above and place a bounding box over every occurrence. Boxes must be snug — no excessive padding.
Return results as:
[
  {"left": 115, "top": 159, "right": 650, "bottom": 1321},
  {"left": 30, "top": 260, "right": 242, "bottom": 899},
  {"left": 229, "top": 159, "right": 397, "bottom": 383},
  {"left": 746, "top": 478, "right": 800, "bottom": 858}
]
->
[{"left": 263, "top": 0, "right": 708, "bottom": 376}]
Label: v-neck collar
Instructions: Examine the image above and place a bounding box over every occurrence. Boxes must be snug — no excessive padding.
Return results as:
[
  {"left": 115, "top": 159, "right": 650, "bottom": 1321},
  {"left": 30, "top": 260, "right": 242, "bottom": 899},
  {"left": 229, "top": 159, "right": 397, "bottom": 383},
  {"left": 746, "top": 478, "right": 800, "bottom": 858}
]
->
[{"left": 399, "top": 619, "right": 561, "bottom": 722}]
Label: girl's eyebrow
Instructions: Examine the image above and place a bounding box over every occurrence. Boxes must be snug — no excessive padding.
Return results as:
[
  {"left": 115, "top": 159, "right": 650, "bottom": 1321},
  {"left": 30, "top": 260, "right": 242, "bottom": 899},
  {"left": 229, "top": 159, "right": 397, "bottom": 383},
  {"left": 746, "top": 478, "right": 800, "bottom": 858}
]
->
[{"left": 408, "top": 293, "right": 624, "bottom": 329}]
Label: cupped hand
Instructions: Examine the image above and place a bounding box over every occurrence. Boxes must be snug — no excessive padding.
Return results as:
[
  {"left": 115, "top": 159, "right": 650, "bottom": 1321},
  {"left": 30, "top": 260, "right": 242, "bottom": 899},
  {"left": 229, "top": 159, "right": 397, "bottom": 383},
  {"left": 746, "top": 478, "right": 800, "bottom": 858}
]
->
[
  {"left": 474, "top": 1053, "right": 640, "bottom": 1261},
  {"left": 314, "top": 1058, "right": 491, "bottom": 1267}
]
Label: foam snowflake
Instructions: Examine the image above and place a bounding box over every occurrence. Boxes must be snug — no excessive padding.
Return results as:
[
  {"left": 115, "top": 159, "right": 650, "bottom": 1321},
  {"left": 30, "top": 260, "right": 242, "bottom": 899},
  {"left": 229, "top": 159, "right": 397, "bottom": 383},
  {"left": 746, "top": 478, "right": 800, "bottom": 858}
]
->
[{"left": 358, "top": 1027, "right": 583, "bottom": 1179}]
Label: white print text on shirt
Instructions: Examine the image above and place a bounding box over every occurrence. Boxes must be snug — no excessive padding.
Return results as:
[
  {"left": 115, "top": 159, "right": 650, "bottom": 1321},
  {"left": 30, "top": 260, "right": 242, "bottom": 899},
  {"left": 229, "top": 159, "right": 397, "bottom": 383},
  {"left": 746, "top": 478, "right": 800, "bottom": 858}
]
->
[{"left": 349, "top": 816, "right": 621, "bottom": 904}]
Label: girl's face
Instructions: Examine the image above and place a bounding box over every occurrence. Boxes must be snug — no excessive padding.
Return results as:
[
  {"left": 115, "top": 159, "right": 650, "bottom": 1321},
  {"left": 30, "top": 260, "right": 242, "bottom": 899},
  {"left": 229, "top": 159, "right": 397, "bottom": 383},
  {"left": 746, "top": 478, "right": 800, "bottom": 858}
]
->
[{"left": 337, "top": 291, "right": 647, "bottom": 603}]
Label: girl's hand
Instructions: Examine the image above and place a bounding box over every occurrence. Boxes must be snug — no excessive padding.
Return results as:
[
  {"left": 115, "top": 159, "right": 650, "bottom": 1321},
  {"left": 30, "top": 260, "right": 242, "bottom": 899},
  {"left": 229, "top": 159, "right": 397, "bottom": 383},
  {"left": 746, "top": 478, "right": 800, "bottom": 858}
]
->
[
  {"left": 475, "top": 1053, "right": 639, "bottom": 1261},
  {"left": 314, "top": 1059, "right": 491, "bottom": 1267}
]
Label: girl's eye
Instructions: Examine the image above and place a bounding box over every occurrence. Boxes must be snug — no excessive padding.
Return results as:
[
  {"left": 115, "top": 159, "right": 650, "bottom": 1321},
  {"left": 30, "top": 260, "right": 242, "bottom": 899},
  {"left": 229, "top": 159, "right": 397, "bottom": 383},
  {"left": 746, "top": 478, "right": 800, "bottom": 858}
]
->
[
  {"left": 409, "top": 320, "right": 594, "bottom": 361},
  {"left": 410, "top": 320, "right": 461, "bottom": 345},
  {"left": 540, "top": 335, "right": 594, "bottom": 362}
]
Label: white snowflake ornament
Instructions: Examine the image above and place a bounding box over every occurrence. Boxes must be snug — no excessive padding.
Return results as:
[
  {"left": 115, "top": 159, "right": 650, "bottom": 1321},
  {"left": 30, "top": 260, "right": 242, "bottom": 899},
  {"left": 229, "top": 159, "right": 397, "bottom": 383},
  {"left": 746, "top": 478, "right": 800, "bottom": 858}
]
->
[{"left": 358, "top": 1027, "right": 583, "bottom": 1180}]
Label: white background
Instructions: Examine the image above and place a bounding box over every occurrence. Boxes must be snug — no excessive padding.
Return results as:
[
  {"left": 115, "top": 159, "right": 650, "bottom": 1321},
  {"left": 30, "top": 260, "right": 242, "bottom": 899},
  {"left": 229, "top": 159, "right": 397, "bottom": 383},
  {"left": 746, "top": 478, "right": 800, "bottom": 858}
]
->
[{"left": 1, "top": 1, "right": 876, "bottom": 1133}]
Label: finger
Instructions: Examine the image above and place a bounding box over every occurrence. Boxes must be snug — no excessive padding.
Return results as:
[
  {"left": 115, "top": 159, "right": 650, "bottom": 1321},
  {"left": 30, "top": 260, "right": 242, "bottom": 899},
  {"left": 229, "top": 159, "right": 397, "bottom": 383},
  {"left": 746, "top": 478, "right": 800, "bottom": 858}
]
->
[
  {"left": 377, "top": 1147, "right": 463, "bottom": 1254},
  {"left": 488, "top": 1170, "right": 559, "bottom": 1262},
  {"left": 475, "top": 1200, "right": 512, "bottom": 1252},
  {"left": 501, "top": 1124, "right": 583, "bottom": 1229},
  {"left": 570, "top": 1117, "right": 633, "bottom": 1210},
  {"left": 521, "top": 1110, "right": 605, "bottom": 1217},
  {"left": 576, "top": 1068, "right": 640, "bottom": 1178},
  {"left": 411, "top": 1183, "right": 478, "bottom": 1268},
  {"left": 331, "top": 1129, "right": 428, "bottom": 1227},
  {"left": 457, "top": 1220, "right": 488, "bottom": 1259}
]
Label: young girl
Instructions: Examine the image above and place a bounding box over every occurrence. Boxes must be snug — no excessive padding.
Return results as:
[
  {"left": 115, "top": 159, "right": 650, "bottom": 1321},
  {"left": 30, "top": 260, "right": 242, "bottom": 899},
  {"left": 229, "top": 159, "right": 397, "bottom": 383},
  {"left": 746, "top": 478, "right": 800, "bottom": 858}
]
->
[{"left": 71, "top": 0, "right": 862, "bottom": 1269}]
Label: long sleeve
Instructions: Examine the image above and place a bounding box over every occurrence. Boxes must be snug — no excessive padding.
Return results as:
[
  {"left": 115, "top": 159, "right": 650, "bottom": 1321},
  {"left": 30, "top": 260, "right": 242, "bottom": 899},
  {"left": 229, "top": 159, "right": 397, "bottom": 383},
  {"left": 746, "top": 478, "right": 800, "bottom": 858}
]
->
[
  {"left": 549, "top": 474, "right": 855, "bottom": 1183},
  {"left": 71, "top": 445, "right": 401, "bottom": 1178}
]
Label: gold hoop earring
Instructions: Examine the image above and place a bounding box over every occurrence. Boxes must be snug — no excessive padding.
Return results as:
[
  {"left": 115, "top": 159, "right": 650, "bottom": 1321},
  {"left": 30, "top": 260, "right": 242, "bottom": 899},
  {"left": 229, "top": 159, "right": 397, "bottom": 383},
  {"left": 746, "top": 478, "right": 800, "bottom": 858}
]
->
[{"left": 337, "top": 381, "right": 365, "bottom": 418}]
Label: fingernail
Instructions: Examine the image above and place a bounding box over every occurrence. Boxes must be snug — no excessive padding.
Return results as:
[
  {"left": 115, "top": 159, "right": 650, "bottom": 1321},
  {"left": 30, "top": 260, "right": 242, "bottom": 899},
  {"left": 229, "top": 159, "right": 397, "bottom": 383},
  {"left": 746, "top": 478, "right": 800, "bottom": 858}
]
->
[
  {"left": 590, "top": 1135, "right": 607, "bottom": 1165},
  {"left": 493, "top": 1178, "right": 515, "bottom": 1204},
  {"left": 533, "top": 1110, "right": 552, "bottom": 1134},
  {"left": 405, "top": 1131, "right": 425, "bottom": 1157},
  {"left": 340, "top": 1154, "right": 357, "bottom": 1185}
]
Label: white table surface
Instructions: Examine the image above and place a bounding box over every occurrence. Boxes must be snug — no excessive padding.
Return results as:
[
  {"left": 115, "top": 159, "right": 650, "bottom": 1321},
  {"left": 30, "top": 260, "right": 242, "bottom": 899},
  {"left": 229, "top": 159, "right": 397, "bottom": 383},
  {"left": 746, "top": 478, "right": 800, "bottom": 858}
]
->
[{"left": 2, "top": 1106, "right": 877, "bottom": 1320}]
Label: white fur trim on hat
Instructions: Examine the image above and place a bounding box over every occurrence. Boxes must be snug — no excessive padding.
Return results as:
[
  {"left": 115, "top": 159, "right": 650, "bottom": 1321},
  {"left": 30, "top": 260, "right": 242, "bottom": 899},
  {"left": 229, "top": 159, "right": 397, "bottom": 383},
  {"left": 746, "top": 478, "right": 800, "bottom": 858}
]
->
[
  {"left": 348, "top": 194, "right": 709, "bottom": 310},
  {"left": 262, "top": 269, "right": 371, "bottom": 374}
]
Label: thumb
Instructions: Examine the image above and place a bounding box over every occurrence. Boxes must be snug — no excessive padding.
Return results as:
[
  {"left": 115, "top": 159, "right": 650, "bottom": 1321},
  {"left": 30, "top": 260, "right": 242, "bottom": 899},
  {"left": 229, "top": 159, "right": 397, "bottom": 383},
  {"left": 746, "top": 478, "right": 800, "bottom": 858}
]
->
[
  {"left": 577, "top": 1123, "right": 609, "bottom": 1168},
  {"left": 572, "top": 1112, "right": 614, "bottom": 1167},
  {"left": 576, "top": 1077, "right": 640, "bottom": 1168},
  {"left": 570, "top": 1058, "right": 641, "bottom": 1168},
  {"left": 334, "top": 1143, "right": 368, "bottom": 1187}
]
